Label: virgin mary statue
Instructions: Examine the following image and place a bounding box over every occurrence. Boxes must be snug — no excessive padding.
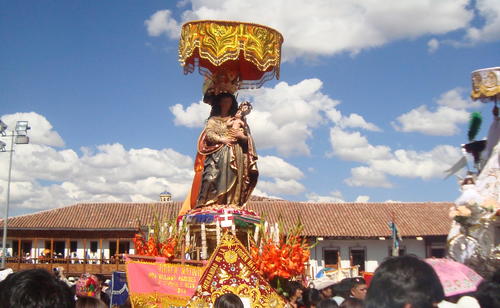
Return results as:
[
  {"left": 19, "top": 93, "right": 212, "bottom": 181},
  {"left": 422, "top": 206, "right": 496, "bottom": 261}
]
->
[{"left": 179, "top": 89, "right": 258, "bottom": 215}]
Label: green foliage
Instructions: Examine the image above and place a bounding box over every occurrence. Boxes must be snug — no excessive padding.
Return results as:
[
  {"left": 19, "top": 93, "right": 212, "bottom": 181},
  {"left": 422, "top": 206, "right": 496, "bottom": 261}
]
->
[{"left": 468, "top": 112, "right": 482, "bottom": 141}]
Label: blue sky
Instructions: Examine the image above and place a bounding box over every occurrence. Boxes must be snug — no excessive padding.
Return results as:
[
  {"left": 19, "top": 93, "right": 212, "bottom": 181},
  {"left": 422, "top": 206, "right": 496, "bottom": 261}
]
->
[{"left": 1, "top": 0, "right": 499, "bottom": 215}]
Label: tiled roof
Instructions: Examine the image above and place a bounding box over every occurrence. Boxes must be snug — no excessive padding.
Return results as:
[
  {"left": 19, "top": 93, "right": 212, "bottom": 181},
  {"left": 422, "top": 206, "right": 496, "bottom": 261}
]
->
[{"left": 2, "top": 201, "right": 453, "bottom": 238}]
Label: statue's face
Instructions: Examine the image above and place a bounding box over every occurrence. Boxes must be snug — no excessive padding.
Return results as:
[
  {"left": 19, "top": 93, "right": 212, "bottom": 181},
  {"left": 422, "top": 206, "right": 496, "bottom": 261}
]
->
[{"left": 220, "top": 97, "right": 232, "bottom": 115}]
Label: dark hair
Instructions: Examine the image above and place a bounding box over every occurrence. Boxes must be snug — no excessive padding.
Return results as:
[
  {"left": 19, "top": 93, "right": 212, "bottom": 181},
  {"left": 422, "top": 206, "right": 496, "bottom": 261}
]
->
[
  {"left": 350, "top": 277, "right": 366, "bottom": 287},
  {"left": 0, "top": 268, "right": 75, "bottom": 308},
  {"left": 364, "top": 255, "right": 444, "bottom": 308},
  {"left": 302, "top": 288, "right": 322, "bottom": 308},
  {"left": 94, "top": 274, "right": 105, "bottom": 284},
  {"left": 209, "top": 93, "right": 238, "bottom": 118},
  {"left": 332, "top": 279, "right": 351, "bottom": 299},
  {"left": 317, "top": 299, "right": 339, "bottom": 308},
  {"left": 285, "top": 281, "right": 304, "bottom": 299},
  {"left": 474, "top": 269, "right": 500, "bottom": 308},
  {"left": 349, "top": 277, "right": 366, "bottom": 297},
  {"left": 339, "top": 298, "right": 363, "bottom": 308},
  {"left": 76, "top": 297, "right": 106, "bottom": 308},
  {"left": 213, "top": 293, "right": 244, "bottom": 308}
]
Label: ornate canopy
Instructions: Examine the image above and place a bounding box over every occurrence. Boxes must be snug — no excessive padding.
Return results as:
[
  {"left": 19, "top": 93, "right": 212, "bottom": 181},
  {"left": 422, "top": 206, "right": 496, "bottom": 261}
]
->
[
  {"left": 471, "top": 67, "right": 500, "bottom": 102},
  {"left": 178, "top": 20, "right": 284, "bottom": 90}
]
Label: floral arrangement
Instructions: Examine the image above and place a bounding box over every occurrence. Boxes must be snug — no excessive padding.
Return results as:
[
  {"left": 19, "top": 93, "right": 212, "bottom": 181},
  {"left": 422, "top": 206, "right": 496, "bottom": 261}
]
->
[
  {"left": 250, "top": 221, "right": 314, "bottom": 281},
  {"left": 449, "top": 198, "right": 497, "bottom": 227},
  {"left": 76, "top": 273, "right": 99, "bottom": 297},
  {"left": 449, "top": 205, "right": 473, "bottom": 225},
  {"left": 133, "top": 216, "right": 183, "bottom": 260}
]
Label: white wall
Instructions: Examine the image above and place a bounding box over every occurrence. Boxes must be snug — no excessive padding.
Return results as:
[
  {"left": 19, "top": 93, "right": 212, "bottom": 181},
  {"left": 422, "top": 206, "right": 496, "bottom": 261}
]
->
[{"left": 310, "top": 238, "right": 426, "bottom": 275}]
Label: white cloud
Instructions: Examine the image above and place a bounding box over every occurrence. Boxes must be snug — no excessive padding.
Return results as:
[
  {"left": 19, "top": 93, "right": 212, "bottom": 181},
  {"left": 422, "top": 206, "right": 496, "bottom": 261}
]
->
[
  {"left": 144, "top": 10, "right": 181, "bottom": 38},
  {"left": 355, "top": 195, "right": 370, "bottom": 202},
  {"left": 172, "top": 78, "right": 379, "bottom": 156},
  {"left": 392, "top": 88, "right": 478, "bottom": 136},
  {"left": 306, "top": 191, "right": 344, "bottom": 203},
  {"left": 370, "top": 145, "right": 462, "bottom": 179},
  {"left": 257, "top": 178, "right": 305, "bottom": 195},
  {"left": 427, "top": 38, "right": 440, "bottom": 53},
  {"left": 462, "top": 0, "right": 500, "bottom": 44},
  {"left": 1, "top": 112, "right": 64, "bottom": 147},
  {"left": 147, "top": 0, "right": 475, "bottom": 59},
  {"left": 1, "top": 112, "right": 308, "bottom": 211},
  {"left": 329, "top": 127, "right": 391, "bottom": 162},
  {"left": 330, "top": 125, "right": 462, "bottom": 187},
  {"left": 393, "top": 105, "right": 469, "bottom": 136},
  {"left": 170, "top": 100, "right": 211, "bottom": 128},
  {"left": 258, "top": 155, "right": 303, "bottom": 180},
  {"left": 436, "top": 88, "right": 478, "bottom": 109},
  {"left": 345, "top": 166, "right": 393, "bottom": 188},
  {"left": 339, "top": 113, "right": 381, "bottom": 132}
]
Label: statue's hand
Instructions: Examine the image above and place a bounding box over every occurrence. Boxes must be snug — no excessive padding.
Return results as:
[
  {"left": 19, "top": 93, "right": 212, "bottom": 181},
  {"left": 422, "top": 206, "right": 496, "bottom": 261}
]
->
[
  {"left": 221, "top": 137, "right": 236, "bottom": 145},
  {"left": 229, "top": 129, "right": 246, "bottom": 140}
]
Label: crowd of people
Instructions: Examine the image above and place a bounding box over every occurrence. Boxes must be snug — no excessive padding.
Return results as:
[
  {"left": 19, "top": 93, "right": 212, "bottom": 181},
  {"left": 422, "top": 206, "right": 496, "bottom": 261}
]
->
[
  {"left": 0, "top": 255, "right": 498, "bottom": 308},
  {"left": 0, "top": 267, "right": 129, "bottom": 308},
  {"left": 281, "top": 255, "right": 499, "bottom": 308}
]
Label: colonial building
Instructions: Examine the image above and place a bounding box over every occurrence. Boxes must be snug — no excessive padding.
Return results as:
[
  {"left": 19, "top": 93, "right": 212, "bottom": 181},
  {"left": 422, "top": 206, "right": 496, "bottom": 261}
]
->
[{"left": 0, "top": 200, "right": 452, "bottom": 276}]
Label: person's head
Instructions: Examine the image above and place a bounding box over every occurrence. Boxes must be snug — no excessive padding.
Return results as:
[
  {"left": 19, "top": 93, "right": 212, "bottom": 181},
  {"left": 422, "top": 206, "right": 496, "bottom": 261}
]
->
[
  {"left": 94, "top": 274, "right": 105, "bottom": 288},
  {"left": 349, "top": 277, "right": 367, "bottom": 300},
  {"left": 332, "top": 279, "right": 352, "bottom": 299},
  {"left": 474, "top": 269, "right": 500, "bottom": 308},
  {"left": 339, "top": 297, "right": 363, "bottom": 308},
  {"left": 210, "top": 93, "right": 238, "bottom": 117},
  {"left": 317, "top": 299, "right": 339, "bottom": 308},
  {"left": 0, "top": 268, "right": 75, "bottom": 308},
  {"left": 320, "top": 286, "right": 333, "bottom": 299},
  {"left": 365, "top": 255, "right": 444, "bottom": 308},
  {"left": 235, "top": 101, "right": 252, "bottom": 119},
  {"left": 213, "top": 293, "right": 244, "bottom": 308},
  {"left": 75, "top": 296, "right": 106, "bottom": 308},
  {"left": 286, "top": 281, "right": 304, "bottom": 301},
  {"left": 303, "top": 288, "right": 322, "bottom": 308}
]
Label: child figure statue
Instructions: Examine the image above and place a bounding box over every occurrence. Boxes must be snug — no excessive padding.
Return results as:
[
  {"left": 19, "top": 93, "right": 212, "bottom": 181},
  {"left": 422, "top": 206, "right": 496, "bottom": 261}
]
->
[{"left": 226, "top": 101, "right": 253, "bottom": 141}]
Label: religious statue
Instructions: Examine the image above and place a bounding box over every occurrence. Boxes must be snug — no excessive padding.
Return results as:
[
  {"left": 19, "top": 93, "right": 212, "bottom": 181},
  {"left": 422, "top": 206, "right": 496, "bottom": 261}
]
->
[
  {"left": 196, "top": 93, "right": 258, "bottom": 207},
  {"left": 177, "top": 20, "right": 283, "bottom": 216},
  {"left": 178, "top": 74, "right": 260, "bottom": 215}
]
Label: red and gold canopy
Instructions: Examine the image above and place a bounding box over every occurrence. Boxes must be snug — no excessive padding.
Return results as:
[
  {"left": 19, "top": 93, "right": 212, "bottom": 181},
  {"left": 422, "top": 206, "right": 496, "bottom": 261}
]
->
[
  {"left": 471, "top": 67, "right": 500, "bottom": 102},
  {"left": 179, "top": 20, "right": 284, "bottom": 91}
]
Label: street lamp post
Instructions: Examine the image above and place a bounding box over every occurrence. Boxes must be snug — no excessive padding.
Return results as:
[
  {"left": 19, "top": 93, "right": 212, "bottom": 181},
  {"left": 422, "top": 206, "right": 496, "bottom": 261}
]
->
[{"left": 1, "top": 120, "right": 30, "bottom": 269}]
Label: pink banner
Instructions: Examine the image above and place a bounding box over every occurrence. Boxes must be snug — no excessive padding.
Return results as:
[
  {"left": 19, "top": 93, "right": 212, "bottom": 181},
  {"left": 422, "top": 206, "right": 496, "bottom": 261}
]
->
[{"left": 126, "top": 258, "right": 205, "bottom": 307}]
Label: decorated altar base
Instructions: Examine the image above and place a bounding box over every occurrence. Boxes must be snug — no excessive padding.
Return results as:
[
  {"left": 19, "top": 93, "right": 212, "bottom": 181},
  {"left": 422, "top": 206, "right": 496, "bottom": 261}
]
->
[
  {"left": 126, "top": 233, "right": 286, "bottom": 308},
  {"left": 182, "top": 207, "right": 261, "bottom": 261},
  {"left": 187, "top": 233, "right": 286, "bottom": 308}
]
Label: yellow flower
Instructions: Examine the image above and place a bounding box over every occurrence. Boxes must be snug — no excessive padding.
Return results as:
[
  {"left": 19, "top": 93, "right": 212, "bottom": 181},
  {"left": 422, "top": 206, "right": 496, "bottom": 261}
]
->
[
  {"left": 481, "top": 198, "right": 498, "bottom": 212},
  {"left": 456, "top": 206, "right": 472, "bottom": 217}
]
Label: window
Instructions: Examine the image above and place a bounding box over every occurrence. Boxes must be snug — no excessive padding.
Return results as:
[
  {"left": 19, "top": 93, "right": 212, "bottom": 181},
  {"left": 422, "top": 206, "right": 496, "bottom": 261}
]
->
[
  {"left": 350, "top": 248, "right": 366, "bottom": 272},
  {"left": 90, "top": 241, "right": 98, "bottom": 253},
  {"left": 12, "top": 240, "right": 19, "bottom": 256},
  {"left": 323, "top": 248, "right": 339, "bottom": 269},
  {"left": 430, "top": 247, "right": 446, "bottom": 258},
  {"left": 109, "top": 241, "right": 117, "bottom": 257},
  {"left": 70, "top": 241, "right": 77, "bottom": 253},
  {"left": 54, "top": 241, "right": 65, "bottom": 255},
  {"left": 119, "top": 241, "right": 130, "bottom": 254}
]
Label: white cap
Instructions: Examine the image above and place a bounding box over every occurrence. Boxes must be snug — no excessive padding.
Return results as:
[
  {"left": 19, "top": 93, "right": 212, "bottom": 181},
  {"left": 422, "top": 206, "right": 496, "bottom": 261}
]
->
[
  {"left": 456, "top": 296, "right": 480, "bottom": 308},
  {"left": 310, "top": 278, "right": 336, "bottom": 290}
]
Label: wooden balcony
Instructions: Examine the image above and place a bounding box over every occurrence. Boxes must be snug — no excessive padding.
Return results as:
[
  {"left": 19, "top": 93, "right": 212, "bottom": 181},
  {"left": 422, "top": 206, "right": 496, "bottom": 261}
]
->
[{"left": 5, "top": 257, "right": 126, "bottom": 276}]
